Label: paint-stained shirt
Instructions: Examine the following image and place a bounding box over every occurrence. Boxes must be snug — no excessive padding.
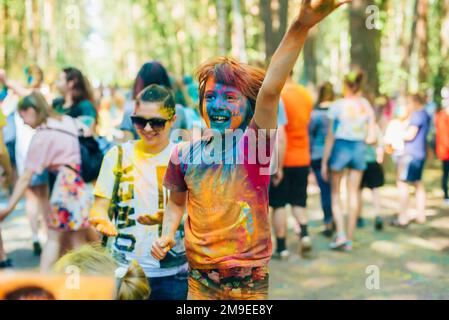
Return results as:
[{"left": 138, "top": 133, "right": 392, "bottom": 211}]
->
[
  {"left": 328, "top": 97, "right": 375, "bottom": 142},
  {"left": 163, "top": 120, "right": 275, "bottom": 269},
  {"left": 94, "top": 141, "right": 187, "bottom": 278}
]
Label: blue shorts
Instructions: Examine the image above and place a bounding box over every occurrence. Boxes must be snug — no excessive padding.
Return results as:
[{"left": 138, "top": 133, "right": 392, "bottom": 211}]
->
[
  {"left": 30, "top": 169, "right": 49, "bottom": 187},
  {"left": 398, "top": 155, "right": 425, "bottom": 183},
  {"left": 329, "top": 139, "right": 367, "bottom": 172}
]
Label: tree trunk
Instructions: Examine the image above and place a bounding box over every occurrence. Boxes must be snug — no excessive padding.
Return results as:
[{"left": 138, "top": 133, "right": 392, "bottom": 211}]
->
[
  {"left": 260, "top": 0, "right": 289, "bottom": 64},
  {"left": 2, "top": 1, "right": 9, "bottom": 68},
  {"left": 302, "top": 29, "right": 317, "bottom": 85},
  {"left": 416, "top": 0, "right": 429, "bottom": 88},
  {"left": 433, "top": 0, "right": 449, "bottom": 110},
  {"left": 232, "top": 0, "right": 248, "bottom": 62},
  {"left": 349, "top": 0, "right": 381, "bottom": 98},
  {"left": 217, "top": 0, "right": 230, "bottom": 56}
]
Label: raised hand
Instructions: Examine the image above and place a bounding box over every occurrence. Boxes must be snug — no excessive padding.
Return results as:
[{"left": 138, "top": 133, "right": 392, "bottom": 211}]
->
[{"left": 297, "top": 0, "right": 352, "bottom": 28}]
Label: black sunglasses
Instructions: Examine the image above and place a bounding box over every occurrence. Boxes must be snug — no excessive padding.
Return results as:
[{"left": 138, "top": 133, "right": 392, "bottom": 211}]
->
[{"left": 130, "top": 116, "right": 171, "bottom": 131}]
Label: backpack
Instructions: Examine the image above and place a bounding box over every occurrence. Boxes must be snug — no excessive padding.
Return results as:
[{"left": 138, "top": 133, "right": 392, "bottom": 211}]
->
[
  {"left": 78, "top": 136, "right": 104, "bottom": 183},
  {"left": 39, "top": 125, "right": 104, "bottom": 183}
]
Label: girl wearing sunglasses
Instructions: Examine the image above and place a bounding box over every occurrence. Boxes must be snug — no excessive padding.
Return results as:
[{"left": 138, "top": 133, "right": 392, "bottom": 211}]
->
[{"left": 90, "top": 84, "right": 188, "bottom": 300}]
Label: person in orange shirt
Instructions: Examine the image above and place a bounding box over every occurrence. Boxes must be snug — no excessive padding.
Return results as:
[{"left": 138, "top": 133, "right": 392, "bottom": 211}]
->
[
  {"left": 269, "top": 71, "right": 314, "bottom": 259},
  {"left": 435, "top": 105, "right": 449, "bottom": 205}
]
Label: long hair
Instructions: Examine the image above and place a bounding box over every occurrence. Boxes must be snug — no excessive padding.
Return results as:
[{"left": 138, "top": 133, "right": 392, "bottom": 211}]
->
[
  {"left": 195, "top": 57, "right": 266, "bottom": 116},
  {"left": 63, "top": 67, "right": 95, "bottom": 105},
  {"left": 132, "top": 61, "right": 172, "bottom": 99},
  {"left": 18, "top": 91, "right": 57, "bottom": 126},
  {"left": 317, "top": 82, "right": 335, "bottom": 105}
]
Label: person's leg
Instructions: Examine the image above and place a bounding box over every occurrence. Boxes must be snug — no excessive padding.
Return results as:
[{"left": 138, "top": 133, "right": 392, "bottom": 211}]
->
[
  {"left": 312, "top": 161, "right": 333, "bottom": 228},
  {"left": 290, "top": 166, "right": 311, "bottom": 250},
  {"left": 40, "top": 228, "right": 63, "bottom": 272},
  {"left": 0, "top": 229, "right": 6, "bottom": 261},
  {"left": 29, "top": 184, "right": 50, "bottom": 255},
  {"left": 372, "top": 188, "right": 381, "bottom": 217},
  {"left": 272, "top": 207, "right": 288, "bottom": 254},
  {"left": 269, "top": 170, "right": 289, "bottom": 257},
  {"left": 397, "top": 180, "right": 410, "bottom": 224},
  {"left": 347, "top": 170, "right": 364, "bottom": 242},
  {"left": 33, "top": 183, "right": 50, "bottom": 234},
  {"left": 372, "top": 188, "right": 384, "bottom": 230},
  {"left": 355, "top": 187, "right": 363, "bottom": 223},
  {"left": 25, "top": 188, "right": 40, "bottom": 247},
  {"left": 415, "top": 181, "right": 426, "bottom": 224},
  {"left": 330, "top": 170, "right": 346, "bottom": 247},
  {"left": 442, "top": 160, "right": 449, "bottom": 201},
  {"left": 0, "top": 229, "right": 12, "bottom": 268}
]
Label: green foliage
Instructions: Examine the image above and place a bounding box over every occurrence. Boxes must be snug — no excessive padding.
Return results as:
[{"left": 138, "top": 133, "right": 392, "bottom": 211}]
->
[{"left": 0, "top": 0, "right": 447, "bottom": 98}]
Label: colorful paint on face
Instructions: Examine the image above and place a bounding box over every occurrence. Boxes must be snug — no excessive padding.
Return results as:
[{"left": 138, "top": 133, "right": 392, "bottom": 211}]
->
[{"left": 202, "top": 78, "right": 250, "bottom": 132}]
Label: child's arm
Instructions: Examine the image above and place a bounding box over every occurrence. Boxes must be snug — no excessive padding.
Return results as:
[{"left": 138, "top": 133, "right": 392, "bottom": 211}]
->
[
  {"left": 151, "top": 190, "right": 187, "bottom": 261},
  {"left": 0, "top": 69, "right": 31, "bottom": 97},
  {"left": 254, "top": 0, "right": 350, "bottom": 130}
]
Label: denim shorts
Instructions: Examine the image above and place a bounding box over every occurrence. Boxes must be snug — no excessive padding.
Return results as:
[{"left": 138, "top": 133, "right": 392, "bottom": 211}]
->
[
  {"left": 398, "top": 155, "right": 425, "bottom": 183},
  {"left": 329, "top": 139, "right": 367, "bottom": 172},
  {"left": 147, "top": 266, "right": 189, "bottom": 300},
  {"left": 30, "top": 169, "right": 49, "bottom": 187}
]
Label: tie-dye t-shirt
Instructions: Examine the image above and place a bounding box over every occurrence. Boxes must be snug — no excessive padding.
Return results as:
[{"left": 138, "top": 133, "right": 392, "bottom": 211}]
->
[
  {"left": 163, "top": 120, "right": 275, "bottom": 270},
  {"left": 328, "top": 97, "right": 375, "bottom": 142}
]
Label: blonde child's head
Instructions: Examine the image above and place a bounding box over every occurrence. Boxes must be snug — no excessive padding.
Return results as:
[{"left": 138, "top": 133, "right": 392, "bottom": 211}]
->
[{"left": 54, "top": 244, "right": 150, "bottom": 300}]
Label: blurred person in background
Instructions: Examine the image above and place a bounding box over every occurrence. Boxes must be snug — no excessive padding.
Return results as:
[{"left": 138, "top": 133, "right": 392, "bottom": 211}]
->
[
  {"left": 0, "top": 91, "right": 13, "bottom": 269},
  {"left": 321, "top": 70, "right": 376, "bottom": 251},
  {"left": 269, "top": 71, "right": 314, "bottom": 257},
  {"left": 119, "top": 61, "right": 187, "bottom": 142},
  {"left": 435, "top": 90, "right": 449, "bottom": 205},
  {"left": 392, "top": 93, "right": 430, "bottom": 227},
  {"left": 309, "top": 82, "right": 335, "bottom": 238},
  {"left": 0, "top": 66, "right": 52, "bottom": 255},
  {"left": 0, "top": 92, "right": 97, "bottom": 271}
]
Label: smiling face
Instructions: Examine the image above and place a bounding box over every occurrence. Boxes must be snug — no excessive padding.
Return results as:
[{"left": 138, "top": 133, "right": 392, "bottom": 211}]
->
[
  {"left": 133, "top": 102, "right": 175, "bottom": 147},
  {"left": 202, "top": 77, "right": 250, "bottom": 133}
]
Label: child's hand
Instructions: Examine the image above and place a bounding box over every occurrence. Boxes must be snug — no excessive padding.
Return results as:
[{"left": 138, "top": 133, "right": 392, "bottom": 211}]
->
[
  {"left": 297, "top": 0, "right": 351, "bottom": 29},
  {"left": 89, "top": 217, "right": 118, "bottom": 237},
  {"left": 137, "top": 211, "right": 164, "bottom": 226},
  {"left": 151, "top": 237, "right": 176, "bottom": 261}
]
